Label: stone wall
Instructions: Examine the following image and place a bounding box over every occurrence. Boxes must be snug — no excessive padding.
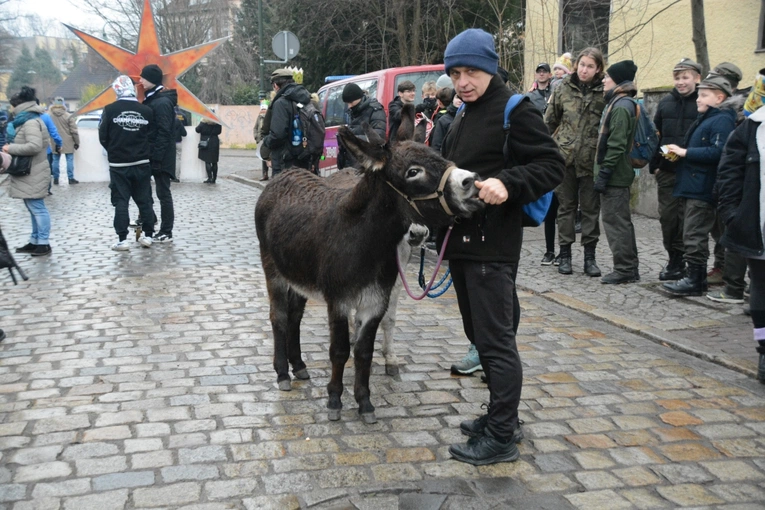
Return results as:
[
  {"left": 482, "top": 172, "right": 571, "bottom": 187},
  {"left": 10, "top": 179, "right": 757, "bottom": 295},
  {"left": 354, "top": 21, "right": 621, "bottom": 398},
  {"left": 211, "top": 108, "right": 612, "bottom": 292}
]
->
[{"left": 192, "top": 105, "right": 262, "bottom": 149}]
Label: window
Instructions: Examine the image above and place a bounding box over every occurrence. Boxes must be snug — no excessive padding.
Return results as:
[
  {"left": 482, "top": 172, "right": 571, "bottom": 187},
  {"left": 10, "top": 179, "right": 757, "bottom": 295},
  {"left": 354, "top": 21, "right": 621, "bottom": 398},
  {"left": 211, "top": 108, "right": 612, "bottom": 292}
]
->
[
  {"left": 559, "top": 0, "right": 610, "bottom": 56},
  {"left": 323, "top": 79, "right": 379, "bottom": 128},
  {"left": 394, "top": 71, "right": 444, "bottom": 104}
]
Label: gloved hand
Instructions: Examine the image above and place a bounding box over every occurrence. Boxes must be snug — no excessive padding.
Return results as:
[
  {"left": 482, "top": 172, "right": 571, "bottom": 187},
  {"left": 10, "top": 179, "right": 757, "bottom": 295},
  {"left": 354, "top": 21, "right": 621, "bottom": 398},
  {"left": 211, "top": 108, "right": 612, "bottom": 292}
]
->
[
  {"left": 593, "top": 168, "right": 613, "bottom": 193},
  {"left": 415, "top": 103, "right": 427, "bottom": 114},
  {"left": 73, "top": 144, "right": 79, "bottom": 150},
  {"left": 55, "top": 145, "right": 61, "bottom": 155}
]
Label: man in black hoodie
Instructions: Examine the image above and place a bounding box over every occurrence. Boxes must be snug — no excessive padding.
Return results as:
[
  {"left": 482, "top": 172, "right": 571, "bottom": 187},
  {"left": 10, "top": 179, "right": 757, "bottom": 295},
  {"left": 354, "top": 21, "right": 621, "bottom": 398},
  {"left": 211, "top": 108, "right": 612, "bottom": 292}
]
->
[
  {"left": 263, "top": 68, "right": 313, "bottom": 175},
  {"left": 140, "top": 64, "right": 177, "bottom": 243},
  {"left": 100, "top": 75, "right": 156, "bottom": 251},
  {"left": 440, "top": 29, "right": 564, "bottom": 466}
]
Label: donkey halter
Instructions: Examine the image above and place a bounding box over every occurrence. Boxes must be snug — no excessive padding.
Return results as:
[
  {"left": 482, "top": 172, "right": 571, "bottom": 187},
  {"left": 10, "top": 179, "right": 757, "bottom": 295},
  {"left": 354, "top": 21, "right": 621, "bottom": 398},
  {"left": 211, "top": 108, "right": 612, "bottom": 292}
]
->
[{"left": 385, "top": 165, "right": 456, "bottom": 218}]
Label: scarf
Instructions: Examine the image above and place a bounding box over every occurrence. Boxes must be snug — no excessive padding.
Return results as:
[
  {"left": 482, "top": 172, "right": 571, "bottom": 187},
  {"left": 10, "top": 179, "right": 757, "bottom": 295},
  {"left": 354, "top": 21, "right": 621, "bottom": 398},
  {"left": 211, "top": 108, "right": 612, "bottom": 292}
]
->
[{"left": 6, "top": 111, "right": 39, "bottom": 143}]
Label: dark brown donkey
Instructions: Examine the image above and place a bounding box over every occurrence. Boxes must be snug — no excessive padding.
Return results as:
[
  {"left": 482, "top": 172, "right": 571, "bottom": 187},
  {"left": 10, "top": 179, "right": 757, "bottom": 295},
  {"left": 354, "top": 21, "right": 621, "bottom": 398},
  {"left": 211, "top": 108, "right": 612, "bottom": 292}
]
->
[{"left": 255, "top": 126, "right": 483, "bottom": 423}]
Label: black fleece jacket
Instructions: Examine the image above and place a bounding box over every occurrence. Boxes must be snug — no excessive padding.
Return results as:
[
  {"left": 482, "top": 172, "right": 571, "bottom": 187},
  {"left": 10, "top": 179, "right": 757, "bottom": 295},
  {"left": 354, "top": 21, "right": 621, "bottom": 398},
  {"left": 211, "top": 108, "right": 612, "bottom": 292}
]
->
[
  {"left": 650, "top": 87, "right": 698, "bottom": 174},
  {"left": 440, "top": 74, "right": 565, "bottom": 262},
  {"left": 99, "top": 99, "right": 154, "bottom": 166}
]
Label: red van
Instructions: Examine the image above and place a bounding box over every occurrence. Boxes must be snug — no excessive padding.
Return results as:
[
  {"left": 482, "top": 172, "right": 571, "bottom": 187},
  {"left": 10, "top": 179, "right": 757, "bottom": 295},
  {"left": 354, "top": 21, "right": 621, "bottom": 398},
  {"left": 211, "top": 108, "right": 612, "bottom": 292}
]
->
[{"left": 316, "top": 64, "right": 445, "bottom": 174}]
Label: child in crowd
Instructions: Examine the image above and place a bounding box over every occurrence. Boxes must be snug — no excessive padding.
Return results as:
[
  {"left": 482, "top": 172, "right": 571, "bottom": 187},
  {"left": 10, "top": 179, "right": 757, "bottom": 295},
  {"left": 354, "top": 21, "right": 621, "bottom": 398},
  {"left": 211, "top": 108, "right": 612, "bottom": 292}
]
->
[{"left": 662, "top": 75, "right": 737, "bottom": 297}]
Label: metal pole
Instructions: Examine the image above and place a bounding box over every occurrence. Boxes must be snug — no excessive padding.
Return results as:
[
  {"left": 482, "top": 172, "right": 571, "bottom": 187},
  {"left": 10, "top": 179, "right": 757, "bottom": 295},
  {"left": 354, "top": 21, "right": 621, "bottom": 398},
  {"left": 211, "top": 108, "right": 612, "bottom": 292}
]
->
[{"left": 258, "top": 0, "right": 266, "bottom": 99}]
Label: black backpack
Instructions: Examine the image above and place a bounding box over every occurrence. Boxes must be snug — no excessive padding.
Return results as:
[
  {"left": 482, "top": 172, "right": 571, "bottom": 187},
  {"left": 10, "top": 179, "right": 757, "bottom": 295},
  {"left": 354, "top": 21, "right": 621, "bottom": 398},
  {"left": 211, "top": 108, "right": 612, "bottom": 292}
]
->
[{"left": 290, "top": 100, "right": 326, "bottom": 160}]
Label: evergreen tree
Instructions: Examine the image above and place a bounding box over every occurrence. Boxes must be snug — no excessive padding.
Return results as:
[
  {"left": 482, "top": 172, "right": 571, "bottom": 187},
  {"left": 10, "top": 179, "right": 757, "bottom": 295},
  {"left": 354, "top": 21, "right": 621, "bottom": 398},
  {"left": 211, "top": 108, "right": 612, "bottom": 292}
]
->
[
  {"left": 33, "top": 47, "right": 62, "bottom": 85},
  {"left": 6, "top": 45, "right": 35, "bottom": 98}
]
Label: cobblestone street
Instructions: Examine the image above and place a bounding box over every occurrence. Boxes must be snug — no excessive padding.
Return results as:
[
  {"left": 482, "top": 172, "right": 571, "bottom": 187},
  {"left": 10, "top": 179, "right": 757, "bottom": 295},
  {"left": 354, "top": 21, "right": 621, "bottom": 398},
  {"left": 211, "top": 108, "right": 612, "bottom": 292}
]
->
[{"left": 1, "top": 155, "right": 764, "bottom": 509}]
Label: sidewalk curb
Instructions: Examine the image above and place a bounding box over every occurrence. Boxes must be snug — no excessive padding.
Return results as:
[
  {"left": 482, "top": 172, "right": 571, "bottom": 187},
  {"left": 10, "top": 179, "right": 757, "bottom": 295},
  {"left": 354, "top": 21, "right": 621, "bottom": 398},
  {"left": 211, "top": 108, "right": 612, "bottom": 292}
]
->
[
  {"left": 524, "top": 286, "right": 757, "bottom": 379},
  {"left": 226, "top": 174, "right": 266, "bottom": 190}
]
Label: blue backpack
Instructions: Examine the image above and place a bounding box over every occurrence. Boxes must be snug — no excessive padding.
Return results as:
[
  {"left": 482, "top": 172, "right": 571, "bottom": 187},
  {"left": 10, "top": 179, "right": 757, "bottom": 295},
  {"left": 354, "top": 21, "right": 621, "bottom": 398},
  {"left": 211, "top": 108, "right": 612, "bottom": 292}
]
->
[
  {"left": 502, "top": 94, "right": 554, "bottom": 227},
  {"left": 455, "top": 95, "right": 553, "bottom": 227}
]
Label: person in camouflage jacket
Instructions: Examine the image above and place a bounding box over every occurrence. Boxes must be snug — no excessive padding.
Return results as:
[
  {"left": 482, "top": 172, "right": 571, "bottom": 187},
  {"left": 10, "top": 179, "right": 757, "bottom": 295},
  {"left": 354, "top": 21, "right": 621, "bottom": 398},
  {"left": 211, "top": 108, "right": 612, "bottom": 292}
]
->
[{"left": 545, "top": 47, "right": 607, "bottom": 277}]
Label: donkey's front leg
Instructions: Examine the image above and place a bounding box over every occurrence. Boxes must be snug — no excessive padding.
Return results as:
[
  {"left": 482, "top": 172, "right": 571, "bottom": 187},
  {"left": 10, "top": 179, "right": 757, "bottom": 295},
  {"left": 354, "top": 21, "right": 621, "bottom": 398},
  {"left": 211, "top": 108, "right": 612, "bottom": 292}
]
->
[
  {"left": 353, "top": 288, "right": 388, "bottom": 424},
  {"left": 327, "top": 304, "right": 350, "bottom": 421},
  {"left": 380, "top": 284, "right": 401, "bottom": 376}
]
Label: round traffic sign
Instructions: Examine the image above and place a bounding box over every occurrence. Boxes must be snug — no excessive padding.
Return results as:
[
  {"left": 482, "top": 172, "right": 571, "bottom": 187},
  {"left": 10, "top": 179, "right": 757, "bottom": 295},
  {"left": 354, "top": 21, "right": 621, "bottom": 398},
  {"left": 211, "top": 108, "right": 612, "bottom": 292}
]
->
[{"left": 272, "top": 31, "right": 300, "bottom": 61}]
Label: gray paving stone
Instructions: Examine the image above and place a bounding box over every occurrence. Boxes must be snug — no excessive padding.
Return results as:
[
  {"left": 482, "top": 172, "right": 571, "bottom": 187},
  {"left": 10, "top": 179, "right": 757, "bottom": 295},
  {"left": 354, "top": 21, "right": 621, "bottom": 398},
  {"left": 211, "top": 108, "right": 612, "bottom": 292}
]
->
[
  {"left": 91, "top": 472, "right": 155, "bottom": 491},
  {"left": 161, "top": 465, "right": 220, "bottom": 482},
  {"left": 62, "top": 489, "right": 128, "bottom": 510},
  {"left": 133, "top": 482, "right": 201, "bottom": 507},
  {"left": 178, "top": 446, "right": 228, "bottom": 464},
  {"left": 14, "top": 462, "right": 72, "bottom": 483}
]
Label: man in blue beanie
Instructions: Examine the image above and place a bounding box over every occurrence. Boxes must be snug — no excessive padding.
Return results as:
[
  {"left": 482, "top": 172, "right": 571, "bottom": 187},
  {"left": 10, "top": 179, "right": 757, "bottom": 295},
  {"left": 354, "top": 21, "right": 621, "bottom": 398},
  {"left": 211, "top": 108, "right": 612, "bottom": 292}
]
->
[{"left": 439, "top": 28, "right": 565, "bottom": 465}]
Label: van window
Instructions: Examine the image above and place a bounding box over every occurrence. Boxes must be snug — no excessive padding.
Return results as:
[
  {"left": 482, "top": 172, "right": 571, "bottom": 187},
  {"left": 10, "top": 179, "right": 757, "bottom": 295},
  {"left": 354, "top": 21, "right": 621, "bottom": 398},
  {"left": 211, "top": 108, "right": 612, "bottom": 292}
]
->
[
  {"left": 324, "top": 79, "right": 379, "bottom": 128},
  {"left": 324, "top": 86, "right": 345, "bottom": 127},
  {"left": 393, "top": 71, "right": 444, "bottom": 103}
]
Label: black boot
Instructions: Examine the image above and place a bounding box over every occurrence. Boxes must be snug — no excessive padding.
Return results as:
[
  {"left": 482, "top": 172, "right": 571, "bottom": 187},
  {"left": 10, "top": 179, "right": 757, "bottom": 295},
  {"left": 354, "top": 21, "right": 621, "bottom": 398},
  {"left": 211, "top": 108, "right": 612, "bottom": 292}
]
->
[
  {"left": 663, "top": 264, "right": 707, "bottom": 296},
  {"left": 558, "top": 244, "right": 572, "bottom": 275},
  {"left": 583, "top": 244, "right": 601, "bottom": 277},
  {"left": 660, "top": 251, "right": 685, "bottom": 281},
  {"left": 211, "top": 164, "right": 218, "bottom": 184},
  {"left": 757, "top": 346, "right": 765, "bottom": 384}
]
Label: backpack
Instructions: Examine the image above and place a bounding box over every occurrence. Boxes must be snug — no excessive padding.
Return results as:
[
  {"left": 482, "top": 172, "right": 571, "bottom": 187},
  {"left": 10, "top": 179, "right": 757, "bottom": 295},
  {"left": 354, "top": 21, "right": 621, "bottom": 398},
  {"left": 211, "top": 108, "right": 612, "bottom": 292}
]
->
[
  {"left": 629, "top": 101, "right": 660, "bottom": 168},
  {"left": 455, "top": 95, "right": 553, "bottom": 227},
  {"left": 604, "top": 97, "right": 659, "bottom": 169},
  {"left": 289, "top": 100, "right": 326, "bottom": 160}
]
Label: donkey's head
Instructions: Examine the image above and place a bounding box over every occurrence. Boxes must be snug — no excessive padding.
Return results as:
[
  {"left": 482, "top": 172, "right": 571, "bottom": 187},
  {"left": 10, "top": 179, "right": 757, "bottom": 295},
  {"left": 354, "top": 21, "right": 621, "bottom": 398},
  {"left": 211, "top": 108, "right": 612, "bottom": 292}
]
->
[{"left": 337, "top": 126, "right": 484, "bottom": 226}]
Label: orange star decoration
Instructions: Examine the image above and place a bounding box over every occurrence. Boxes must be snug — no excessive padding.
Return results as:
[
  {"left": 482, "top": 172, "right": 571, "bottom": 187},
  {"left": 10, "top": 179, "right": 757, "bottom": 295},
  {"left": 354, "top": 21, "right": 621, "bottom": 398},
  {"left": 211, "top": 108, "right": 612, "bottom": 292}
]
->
[{"left": 66, "top": 0, "right": 227, "bottom": 122}]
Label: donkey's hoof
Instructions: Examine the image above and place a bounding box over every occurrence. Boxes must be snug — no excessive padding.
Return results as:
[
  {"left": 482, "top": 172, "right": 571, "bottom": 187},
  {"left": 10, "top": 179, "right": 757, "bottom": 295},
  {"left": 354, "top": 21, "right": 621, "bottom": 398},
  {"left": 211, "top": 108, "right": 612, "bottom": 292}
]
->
[
  {"left": 360, "top": 412, "right": 378, "bottom": 424},
  {"left": 293, "top": 368, "right": 310, "bottom": 380},
  {"left": 328, "top": 408, "right": 342, "bottom": 421},
  {"left": 278, "top": 379, "right": 292, "bottom": 391},
  {"left": 385, "top": 364, "right": 399, "bottom": 376}
]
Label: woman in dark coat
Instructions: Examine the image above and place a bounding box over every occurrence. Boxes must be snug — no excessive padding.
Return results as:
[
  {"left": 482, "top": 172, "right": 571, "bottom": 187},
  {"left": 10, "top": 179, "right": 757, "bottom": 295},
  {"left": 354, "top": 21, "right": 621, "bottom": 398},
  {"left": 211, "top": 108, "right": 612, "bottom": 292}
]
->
[{"left": 196, "top": 118, "right": 221, "bottom": 184}]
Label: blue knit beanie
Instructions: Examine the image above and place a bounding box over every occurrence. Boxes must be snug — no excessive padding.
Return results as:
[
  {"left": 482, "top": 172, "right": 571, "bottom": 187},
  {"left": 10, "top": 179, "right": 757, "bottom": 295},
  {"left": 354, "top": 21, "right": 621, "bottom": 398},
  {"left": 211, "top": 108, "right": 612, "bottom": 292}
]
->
[{"left": 444, "top": 29, "right": 498, "bottom": 76}]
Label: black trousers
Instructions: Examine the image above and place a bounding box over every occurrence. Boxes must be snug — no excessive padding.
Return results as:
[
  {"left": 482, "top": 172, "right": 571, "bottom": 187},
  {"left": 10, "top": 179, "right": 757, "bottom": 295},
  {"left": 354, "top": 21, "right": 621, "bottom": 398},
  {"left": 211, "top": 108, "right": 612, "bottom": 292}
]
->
[
  {"left": 110, "top": 164, "right": 155, "bottom": 240},
  {"left": 450, "top": 259, "right": 522, "bottom": 440},
  {"left": 544, "top": 193, "right": 559, "bottom": 253},
  {"left": 152, "top": 169, "right": 174, "bottom": 237}
]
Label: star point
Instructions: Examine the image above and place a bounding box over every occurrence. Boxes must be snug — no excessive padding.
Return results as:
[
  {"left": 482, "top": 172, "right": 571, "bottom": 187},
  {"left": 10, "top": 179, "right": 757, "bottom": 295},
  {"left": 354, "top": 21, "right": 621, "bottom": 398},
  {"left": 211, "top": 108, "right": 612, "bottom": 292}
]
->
[{"left": 67, "top": 0, "right": 226, "bottom": 122}]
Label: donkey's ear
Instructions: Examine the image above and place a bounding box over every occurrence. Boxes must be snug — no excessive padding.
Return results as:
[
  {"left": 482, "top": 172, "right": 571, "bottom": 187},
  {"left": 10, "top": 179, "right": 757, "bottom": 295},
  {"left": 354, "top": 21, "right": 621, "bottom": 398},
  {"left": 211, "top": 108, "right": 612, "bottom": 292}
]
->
[
  {"left": 337, "top": 126, "right": 388, "bottom": 172},
  {"left": 363, "top": 122, "right": 386, "bottom": 146},
  {"left": 395, "top": 103, "right": 415, "bottom": 142}
]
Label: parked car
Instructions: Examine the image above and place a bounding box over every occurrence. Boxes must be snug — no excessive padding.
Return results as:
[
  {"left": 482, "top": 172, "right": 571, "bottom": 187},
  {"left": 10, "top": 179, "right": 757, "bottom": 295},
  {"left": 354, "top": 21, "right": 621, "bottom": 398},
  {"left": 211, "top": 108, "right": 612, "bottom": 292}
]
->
[
  {"left": 316, "top": 64, "right": 444, "bottom": 174},
  {"left": 75, "top": 110, "right": 102, "bottom": 129}
]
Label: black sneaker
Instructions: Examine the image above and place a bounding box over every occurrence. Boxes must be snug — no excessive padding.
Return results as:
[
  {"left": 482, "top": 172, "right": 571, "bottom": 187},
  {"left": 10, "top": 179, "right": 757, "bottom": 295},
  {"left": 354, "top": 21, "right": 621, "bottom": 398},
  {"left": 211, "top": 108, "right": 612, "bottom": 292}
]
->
[
  {"left": 15, "top": 243, "right": 36, "bottom": 253},
  {"left": 553, "top": 254, "right": 561, "bottom": 266},
  {"left": 53, "top": 178, "right": 59, "bottom": 185},
  {"left": 449, "top": 428, "right": 520, "bottom": 466},
  {"left": 69, "top": 179, "right": 79, "bottom": 184},
  {"left": 154, "top": 233, "right": 173, "bottom": 243},
  {"left": 541, "top": 252, "right": 555, "bottom": 265},
  {"left": 30, "top": 245, "right": 52, "bottom": 257},
  {"left": 460, "top": 414, "right": 524, "bottom": 443}
]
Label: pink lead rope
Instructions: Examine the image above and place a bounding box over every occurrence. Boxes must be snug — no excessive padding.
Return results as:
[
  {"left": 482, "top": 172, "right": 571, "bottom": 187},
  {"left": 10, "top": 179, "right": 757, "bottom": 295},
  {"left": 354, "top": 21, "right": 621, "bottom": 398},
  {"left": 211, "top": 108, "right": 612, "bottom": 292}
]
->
[{"left": 397, "top": 225, "right": 453, "bottom": 300}]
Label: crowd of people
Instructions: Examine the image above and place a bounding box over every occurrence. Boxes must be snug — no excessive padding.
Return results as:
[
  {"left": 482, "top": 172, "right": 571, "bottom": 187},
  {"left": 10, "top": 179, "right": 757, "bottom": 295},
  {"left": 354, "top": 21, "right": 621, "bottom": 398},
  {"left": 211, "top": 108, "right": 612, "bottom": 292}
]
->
[
  {"left": 0, "top": 63, "right": 224, "bottom": 255},
  {"left": 1, "top": 31, "right": 764, "bottom": 467}
]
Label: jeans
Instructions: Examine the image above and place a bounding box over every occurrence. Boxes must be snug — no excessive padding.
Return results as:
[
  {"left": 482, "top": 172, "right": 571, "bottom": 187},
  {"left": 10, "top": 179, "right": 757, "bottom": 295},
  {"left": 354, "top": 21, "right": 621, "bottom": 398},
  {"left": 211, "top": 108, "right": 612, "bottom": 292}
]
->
[
  {"left": 23, "top": 198, "right": 51, "bottom": 245},
  {"left": 51, "top": 153, "right": 74, "bottom": 180},
  {"left": 152, "top": 169, "right": 174, "bottom": 236},
  {"left": 450, "top": 260, "right": 522, "bottom": 440},
  {"left": 110, "top": 164, "right": 155, "bottom": 241}
]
